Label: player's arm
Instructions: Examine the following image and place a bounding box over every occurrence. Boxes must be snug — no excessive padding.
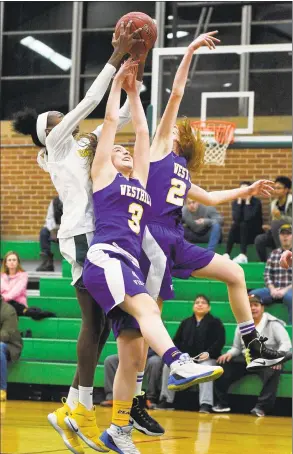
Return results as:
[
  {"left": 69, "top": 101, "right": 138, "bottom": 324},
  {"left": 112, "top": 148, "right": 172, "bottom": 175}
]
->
[
  {"left": 91, "top": 59, "right": 137, "bottom": 186},
  {"left": 187, "top": 180, "right": 274, "bottom": 206},
  {"left": 92, "top": 61, "right": 145, "bottom": 139},
  {"left": 150, "top": 32, "right": 220, "bottom": 162},
  {"left": 46, "top": 22, "right": 142, "bottom": 160},
  {"left": 123, "top": 64, "right": 150, "bottom": 187}
]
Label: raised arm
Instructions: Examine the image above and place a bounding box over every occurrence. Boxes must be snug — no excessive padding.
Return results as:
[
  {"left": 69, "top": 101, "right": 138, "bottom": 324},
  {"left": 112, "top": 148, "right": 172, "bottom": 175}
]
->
[
  {"left": 122, "top": 63, "right": 150, "bottom": 187},
  {"left": 46, "top": 22, "right": 143, "bottom": 160},
  {"left": 151, "top": 32, "right": 220, "bottom": 161},
  {"left": 187, "top": 180, "right": 274, "bottom": 206},
  {"left": 91, "top": 59, "right": 138, "bottom": 188},
  {"left": 92, "top": 68, "right": 144, "bottom": 139}
]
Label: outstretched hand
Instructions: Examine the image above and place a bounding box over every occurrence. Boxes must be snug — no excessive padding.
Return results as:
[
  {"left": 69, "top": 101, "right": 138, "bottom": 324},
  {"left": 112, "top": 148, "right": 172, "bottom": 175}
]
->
[
  {"left": 114, "top": 58, "right": 139, "bottom": 84},
  {"left": 246, "top": 180, "right": 275, "bottom": 198},
  {"left": 112, "top": 21, "right": 144, "bottom": 56},
  {"left": 188, "top": 31, "right": 221, "bottom": 52},
  {"left": 122, "top": 64, "right": 138, "bottom": 94}
]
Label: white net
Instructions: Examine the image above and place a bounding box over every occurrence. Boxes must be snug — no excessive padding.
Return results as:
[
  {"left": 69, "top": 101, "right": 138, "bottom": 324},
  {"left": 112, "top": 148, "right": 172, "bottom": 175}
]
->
[{"left": 192, "top": 121, "right": 235, "bottom": 166}]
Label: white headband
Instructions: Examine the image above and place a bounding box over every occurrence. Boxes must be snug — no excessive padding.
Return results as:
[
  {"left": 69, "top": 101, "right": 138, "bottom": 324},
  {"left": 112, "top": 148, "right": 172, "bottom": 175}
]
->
[{"left": 36, "top": 112, "right": 49, "bottom": 146}]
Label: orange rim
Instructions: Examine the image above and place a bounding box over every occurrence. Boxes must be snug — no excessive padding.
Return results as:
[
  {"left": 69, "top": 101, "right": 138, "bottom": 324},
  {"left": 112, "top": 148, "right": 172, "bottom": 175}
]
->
[{"left": 192, "top": 120, "right": 236, "bottom": 145}]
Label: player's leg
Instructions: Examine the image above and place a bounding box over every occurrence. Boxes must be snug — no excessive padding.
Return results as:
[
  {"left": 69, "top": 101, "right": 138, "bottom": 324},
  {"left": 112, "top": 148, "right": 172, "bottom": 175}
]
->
[
  {"left": 173, "top": 240, "right": 292, "bottom": 369},
  {"left": 100, "top": 330, "right": 144, "bottom": 453},
  {"left": 49, "top": 236, "right": 109, "bottom": 453},
  {"left": 111, "top": 313, "right": 164, "bottom": 437},
  {"left": 191, "top": 254, "right": 292, "bottom": 368},
  {"left": 100, "top": 354, "right": 119, "bottom": 406},
  {"left": 120, "top": 293, "right": 223, "bottom": 391}
]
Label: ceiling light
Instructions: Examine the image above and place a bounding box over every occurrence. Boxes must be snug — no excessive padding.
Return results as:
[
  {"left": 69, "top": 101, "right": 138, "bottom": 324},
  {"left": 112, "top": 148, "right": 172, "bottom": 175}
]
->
[
  {"left": 223, "top": 82, "right": 232, "bottom": 87},
  {"left": 20, "top": 36, "right": 72, "bottom": 71},
  {"left": 141, "top": 84, "right": 147, "bottom": 93},
  {"left": 167, "top": 31, "right": 189, "bottom": 39},
  {"left": 165, "top": 88, "right": 171, "bottom": 93},
  {"left": 168, "top": 15, "right": 174, "bottom": 20}
]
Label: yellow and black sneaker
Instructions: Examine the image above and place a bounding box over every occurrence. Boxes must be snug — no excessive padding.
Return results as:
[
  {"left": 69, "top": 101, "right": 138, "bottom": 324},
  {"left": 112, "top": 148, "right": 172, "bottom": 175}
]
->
[
  {"left": 48, "top": 398, "right": 84, "bottom": 454},
  {"left": 245, "top": 335, "right": 292, "bottom": 370},
  {"left": 64, "top": 402, "right": 109, "bottom": 452}
]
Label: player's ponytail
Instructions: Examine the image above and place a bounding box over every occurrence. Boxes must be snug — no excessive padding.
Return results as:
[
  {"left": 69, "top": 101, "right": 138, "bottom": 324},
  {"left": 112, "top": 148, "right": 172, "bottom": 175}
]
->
[
  {"left": 177, "top": 118, "right": 205, "bottom": 175},
  {"left": 12, "top": 107, "right": 44, "bottom": 148}
]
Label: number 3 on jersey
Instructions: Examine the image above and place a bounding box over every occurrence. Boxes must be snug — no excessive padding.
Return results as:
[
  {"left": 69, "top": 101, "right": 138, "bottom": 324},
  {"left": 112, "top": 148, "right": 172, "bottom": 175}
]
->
[
  {"left": 166, "top": 178, "right": 186, "bottom": 207},
  {"left": 128, "top": 203, "right": 144, "bottom": 234}
]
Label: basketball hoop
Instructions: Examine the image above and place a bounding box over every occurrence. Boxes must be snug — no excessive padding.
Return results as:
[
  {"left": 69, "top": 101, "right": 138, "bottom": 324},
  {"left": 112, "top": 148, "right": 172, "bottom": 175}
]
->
[{"left": 192, "top": 120, "right": 236, "bottom": 166}]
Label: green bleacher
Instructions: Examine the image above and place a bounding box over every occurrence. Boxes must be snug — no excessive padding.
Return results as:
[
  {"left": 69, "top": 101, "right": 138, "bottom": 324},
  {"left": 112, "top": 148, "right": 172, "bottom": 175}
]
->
[
  {"left": 1, "top": 240, "right": 62, "bottom": 260},
  {"left": 1, "top": 240, "right": 259, "bottom": 263},
  {"left": 4, "top": 238, "right": 291, "bottom": 399}
]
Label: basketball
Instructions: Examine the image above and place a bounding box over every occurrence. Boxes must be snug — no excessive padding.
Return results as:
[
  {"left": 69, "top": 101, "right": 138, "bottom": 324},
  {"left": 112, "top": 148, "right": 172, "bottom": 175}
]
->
[{"left": 115, "top": 12, "right": 157, "bottom": 55}]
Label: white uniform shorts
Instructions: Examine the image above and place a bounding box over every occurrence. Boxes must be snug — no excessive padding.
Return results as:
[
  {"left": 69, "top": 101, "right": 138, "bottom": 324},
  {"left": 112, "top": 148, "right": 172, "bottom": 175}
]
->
[{"left": 59, "top": 232, "right": 94, "bottom": 286}]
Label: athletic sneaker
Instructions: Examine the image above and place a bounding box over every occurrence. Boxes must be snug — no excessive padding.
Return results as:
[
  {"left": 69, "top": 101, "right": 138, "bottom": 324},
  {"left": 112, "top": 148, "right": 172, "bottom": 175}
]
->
[
  {"left": 199, "top": 404, "right": 212, "bottom": 414},
  {"left": 130, "top": 392, "right": 164, "bottom": 436},
  {"left": 65, "top": 402, "right": 109, "bottom": 452},
  {"left": 251, "top": 407, "right": 265, "bottom": 417},
  {"left": 0, "top": 390, "right": 7, "bottom": 402},
  {"left": 212, "top": 404, "right": 231, "bottom": 413},
  {"left": 100, "top": 424, "right": 140, "bottom": 454},
  {"left": 47, "top": 398, "right": 84, "bottom": 454},
  {"left": 245, "top": 336, "right": 292, "bottom": 370},
  {"left": 168, "top": 353, "right": 223, "bottom": 391},
  {"left": 233, "top": 253, "right": 248, "bottom": 264}
]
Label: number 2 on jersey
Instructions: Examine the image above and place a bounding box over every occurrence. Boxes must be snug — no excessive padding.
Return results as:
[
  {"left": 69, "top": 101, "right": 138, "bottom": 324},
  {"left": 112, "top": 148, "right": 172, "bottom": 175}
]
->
[
  {"left": 128, "top": 203, "right": 144, "bottom": 234},
  {"left": 166, "top": 178, "right": 186, "bottom": 207}
]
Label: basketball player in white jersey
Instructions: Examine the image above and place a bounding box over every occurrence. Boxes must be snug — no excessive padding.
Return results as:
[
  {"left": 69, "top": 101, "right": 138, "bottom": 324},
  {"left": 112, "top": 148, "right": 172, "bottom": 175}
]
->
[{"left": 13, "top": 22, "right": 146, "bottom": 454}]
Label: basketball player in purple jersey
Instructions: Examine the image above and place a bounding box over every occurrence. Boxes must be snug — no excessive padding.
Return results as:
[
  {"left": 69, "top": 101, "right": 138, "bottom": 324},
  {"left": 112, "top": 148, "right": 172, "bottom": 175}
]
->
[
  {"left": 141, "top": 31, "right": 292, "bottom": 372},
  {"left": 66, "top": 59, "right": 222, "bottom": 454}
]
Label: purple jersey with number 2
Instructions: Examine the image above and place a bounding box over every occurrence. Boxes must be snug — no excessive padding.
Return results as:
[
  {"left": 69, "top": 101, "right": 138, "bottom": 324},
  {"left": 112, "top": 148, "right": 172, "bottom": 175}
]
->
[
  {"left": 147, "top": 152, "right": 191, "bottom": 228},
  {"left": 141, "top": 151, "right": 215, "bottom": 302}
]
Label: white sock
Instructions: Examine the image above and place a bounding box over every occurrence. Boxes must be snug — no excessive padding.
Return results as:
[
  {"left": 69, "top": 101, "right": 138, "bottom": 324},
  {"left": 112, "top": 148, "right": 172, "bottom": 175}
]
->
[
  {"left": 134, "top": 371, "right": 144, "bottom": 396},
  {"left": 67, "top": 387, "right": 79, "bottom": 411},
  {"left": 79, "top": 385, "right": 93, "bottom": 410}
]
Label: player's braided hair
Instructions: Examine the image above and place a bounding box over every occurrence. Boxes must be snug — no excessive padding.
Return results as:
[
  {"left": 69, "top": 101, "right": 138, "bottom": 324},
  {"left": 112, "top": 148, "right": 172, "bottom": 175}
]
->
[{"left": 177, "top": 118, "right": 205, "bottom": 175}]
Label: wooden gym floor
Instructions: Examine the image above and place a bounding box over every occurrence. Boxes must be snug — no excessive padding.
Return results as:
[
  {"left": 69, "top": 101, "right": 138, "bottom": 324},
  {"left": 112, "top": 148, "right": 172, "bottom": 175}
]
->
[{"left": 1, "top": 401, "right": 291, "bottom": 454}]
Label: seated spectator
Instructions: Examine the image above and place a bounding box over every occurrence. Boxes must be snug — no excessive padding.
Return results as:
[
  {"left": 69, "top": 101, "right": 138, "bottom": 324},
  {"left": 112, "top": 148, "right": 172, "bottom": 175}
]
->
[
  {"left": 100, "top": 349, "right": 162, "bottom": 409},
  {"left": 249, "top": 224, "right": 292, "bottom": 323},
  {"left": 182, "top": 199, "right": 223, "bottom": 251},
  {"left": 0, "top": 297, "right": 23, "bottom": 401},
  {"left": 213, "top": 294, "right": 292, "bottom": 417},
  {"left": 1, "top": 251, "right": 56, "bottom": 320},
  {"left": 156, "top": 294, "right": 225, "bottom": 413},
  {"left": 255, "top": 176, "right": 292, "bottom": 262},
  {"left": 36, "top": 196, "right": 63, "bottom": 272},
  {"left": 223, "top": 181, "right": 263, "bottom": 264}
]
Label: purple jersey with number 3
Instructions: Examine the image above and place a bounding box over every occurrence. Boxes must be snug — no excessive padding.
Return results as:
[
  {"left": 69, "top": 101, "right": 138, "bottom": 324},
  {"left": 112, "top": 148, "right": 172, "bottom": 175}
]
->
[
  {"left": 91, "top": 173, "right": 152, "bottom": 260},
  {"left": 147, "top": 152, "right": 191, "bottom": 228}
]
